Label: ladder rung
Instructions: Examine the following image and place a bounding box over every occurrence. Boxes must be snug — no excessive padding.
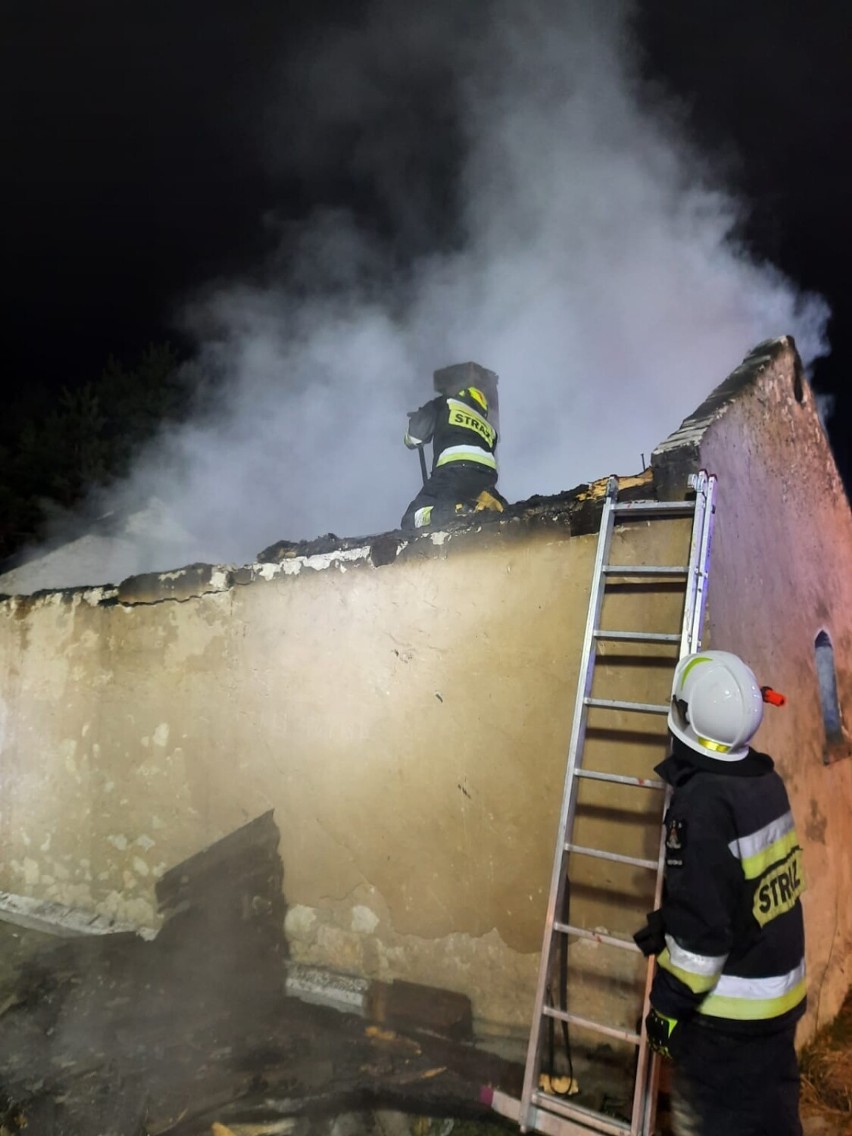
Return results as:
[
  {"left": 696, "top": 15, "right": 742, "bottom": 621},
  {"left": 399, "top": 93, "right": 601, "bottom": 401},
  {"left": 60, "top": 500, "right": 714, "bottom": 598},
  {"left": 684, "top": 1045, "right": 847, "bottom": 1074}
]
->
[
  {"left": 543, "top": 1005, "right": 641, "bottom": 1046},
  {"left": 565, "top": 843, "right": 659, "bottom": 871},
  {"left": 490, "top": 1090, "right": 632, "bottom": 1136},
  {"left": 593, "top": 628, "right": 680, "bottom": 643},
  {"left": 585, "top": 697, "right": 669, "bottom": 715},
  {"left": 612, "top": 500, "right": 694, "bottom": 518},
  {"left": 602, "top": 564, "right": 688, "bottom": 576},
  {"left": 529, "top": 1092, "right": 632, "bottom": 1136},
  {"left": 575, "top": 769, "right": 665, "bottom": 789},
  {"left": 553, "top": 921, "right": 642, "bottom": 952},
  {"left": 518, "top": 475, "right": 717, "bottom": 1136}
]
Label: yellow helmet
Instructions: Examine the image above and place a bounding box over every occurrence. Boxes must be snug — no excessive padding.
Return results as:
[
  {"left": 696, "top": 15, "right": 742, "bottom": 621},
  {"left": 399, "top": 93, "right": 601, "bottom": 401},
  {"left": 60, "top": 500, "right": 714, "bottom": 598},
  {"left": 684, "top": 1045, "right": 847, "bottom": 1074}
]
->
[{"left": 461, "top": 386, "right": 488, "bottom": 415}]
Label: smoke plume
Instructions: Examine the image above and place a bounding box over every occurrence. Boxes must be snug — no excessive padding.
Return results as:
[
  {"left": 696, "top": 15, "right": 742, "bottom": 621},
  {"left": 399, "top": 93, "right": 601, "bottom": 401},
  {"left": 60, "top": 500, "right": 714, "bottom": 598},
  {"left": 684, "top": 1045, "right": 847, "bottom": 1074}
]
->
[{"left": 14, "top": 0, "right": 831, "bottom": 587}]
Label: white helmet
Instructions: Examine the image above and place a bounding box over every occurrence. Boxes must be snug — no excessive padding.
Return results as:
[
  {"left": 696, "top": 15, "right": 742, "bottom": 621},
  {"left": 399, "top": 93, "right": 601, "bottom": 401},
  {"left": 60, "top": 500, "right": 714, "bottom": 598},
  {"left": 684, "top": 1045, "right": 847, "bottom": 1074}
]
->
[{"left": 668, "top": 651, "right": 764, "bottom": 760}]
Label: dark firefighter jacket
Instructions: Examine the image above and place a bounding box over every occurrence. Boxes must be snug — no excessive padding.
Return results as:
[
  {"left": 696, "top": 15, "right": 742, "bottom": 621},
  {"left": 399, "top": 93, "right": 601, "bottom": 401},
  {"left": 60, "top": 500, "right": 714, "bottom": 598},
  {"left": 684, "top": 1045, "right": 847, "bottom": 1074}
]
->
[
  {"left": 404, "top": 390, "right": 498, "bottom": 475},
  {"left": 647, "top": 738, "right": 806, "bottom": 1034}
]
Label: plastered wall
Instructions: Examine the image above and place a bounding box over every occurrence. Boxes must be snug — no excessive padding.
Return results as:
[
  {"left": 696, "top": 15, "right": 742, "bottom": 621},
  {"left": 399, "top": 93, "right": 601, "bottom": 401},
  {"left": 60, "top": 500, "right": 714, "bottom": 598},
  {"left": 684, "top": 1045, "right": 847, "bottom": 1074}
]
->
[
  {"left": 695, "top": 348, "right": 852, "bottom": 1036},
  {"left": 0, "top": 341, "right": 849, "bottom": 1043},
  {"left": 0, "top": 516, "right": 687, "bottom": 1037}
]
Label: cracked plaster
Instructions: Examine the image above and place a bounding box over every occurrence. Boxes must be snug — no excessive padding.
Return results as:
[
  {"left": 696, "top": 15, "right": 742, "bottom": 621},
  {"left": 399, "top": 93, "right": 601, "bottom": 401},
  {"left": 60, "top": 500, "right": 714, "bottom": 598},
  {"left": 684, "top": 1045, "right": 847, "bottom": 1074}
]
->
[{"left": 0, "top": 338, "right": 850, "bottom": 1037}]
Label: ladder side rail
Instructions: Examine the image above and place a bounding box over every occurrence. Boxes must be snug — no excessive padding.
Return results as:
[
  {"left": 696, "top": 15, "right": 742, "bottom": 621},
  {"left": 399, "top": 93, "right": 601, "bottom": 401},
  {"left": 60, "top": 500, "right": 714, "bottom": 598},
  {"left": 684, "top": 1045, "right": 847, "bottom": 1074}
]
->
[
  {"left": 678, "top": 471, "right": 709, "bottom": 659},
  {"left": 632, "top": 812, "right": 668, "bottom": 1136},
  {"left": 518, "top": 481, "right": 620, "bottom": 1129},
  {"left": 688, "top": 474, "right": 717, "bottom": 651},
  {"left": 516, "top": 472, "right": 718, "bottom": 1136},
  {"left": 678, "top": 471, "right": 716, "bottom": 657},
  {"left": 633, "top": 471, "right": 718, "bottom": 1135}
]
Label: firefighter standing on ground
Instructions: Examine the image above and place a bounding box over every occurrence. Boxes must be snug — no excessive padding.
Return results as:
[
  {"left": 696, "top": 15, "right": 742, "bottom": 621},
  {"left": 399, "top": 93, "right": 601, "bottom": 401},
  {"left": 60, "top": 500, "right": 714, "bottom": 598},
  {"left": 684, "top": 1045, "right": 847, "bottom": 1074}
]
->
[
  {"left": 400, "top": 385, "right": 505, "bottom": 529},
  {"left": 635, "top": 650, "right": 807, "bottom": 1136}
]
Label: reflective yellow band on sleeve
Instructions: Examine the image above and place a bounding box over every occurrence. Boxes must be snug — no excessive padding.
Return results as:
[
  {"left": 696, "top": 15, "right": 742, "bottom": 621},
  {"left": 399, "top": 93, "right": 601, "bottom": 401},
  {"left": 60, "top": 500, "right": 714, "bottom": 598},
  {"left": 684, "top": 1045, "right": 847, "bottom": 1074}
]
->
[
  {"left": 698, "top": 962, "right": 806, "bottom": 1021},
  {"left": 741, "top": 830, "right": 801, "bottom": 881},
  {"left": 658, "top": 943, "right": 724, "bottom": 995},
  {"left": 729, "top": 812, "right": 797, "bottom": 879}
]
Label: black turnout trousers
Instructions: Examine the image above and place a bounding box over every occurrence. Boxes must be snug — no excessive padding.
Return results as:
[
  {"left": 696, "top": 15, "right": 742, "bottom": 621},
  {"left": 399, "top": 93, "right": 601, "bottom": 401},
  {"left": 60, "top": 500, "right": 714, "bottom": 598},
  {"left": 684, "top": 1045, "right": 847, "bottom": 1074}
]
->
[
  {"left": 669, "top": 1019, "right": 802, "bottom": 1136},
  {"left": 400, "top": 463, "right": 498, "bottom": 528}
]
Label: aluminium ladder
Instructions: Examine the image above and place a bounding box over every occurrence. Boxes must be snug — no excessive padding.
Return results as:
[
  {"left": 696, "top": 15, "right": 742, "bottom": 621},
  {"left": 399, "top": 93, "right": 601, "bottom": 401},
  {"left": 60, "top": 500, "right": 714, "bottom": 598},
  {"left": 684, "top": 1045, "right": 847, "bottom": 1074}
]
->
[{"left": 491, "top": 471, "right": 717, "bottom": 1136}]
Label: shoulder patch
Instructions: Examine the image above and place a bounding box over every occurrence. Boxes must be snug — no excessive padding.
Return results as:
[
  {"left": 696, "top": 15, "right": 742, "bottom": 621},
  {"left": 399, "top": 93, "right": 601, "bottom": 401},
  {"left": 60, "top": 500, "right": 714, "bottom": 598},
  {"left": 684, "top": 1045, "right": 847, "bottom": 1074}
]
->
[{"left": 665, "top": 817, "right": 687, "bottom": 868}]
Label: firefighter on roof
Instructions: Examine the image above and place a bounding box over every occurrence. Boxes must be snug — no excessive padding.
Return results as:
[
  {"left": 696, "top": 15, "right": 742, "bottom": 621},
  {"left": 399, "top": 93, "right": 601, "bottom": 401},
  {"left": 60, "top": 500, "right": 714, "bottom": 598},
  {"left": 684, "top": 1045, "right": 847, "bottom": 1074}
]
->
[
  {"left": 400, "top": 385, "right": 506, "bottom": 529},
  {"left": 635, "top": 650, "right": 806, "bottom": 1136}
]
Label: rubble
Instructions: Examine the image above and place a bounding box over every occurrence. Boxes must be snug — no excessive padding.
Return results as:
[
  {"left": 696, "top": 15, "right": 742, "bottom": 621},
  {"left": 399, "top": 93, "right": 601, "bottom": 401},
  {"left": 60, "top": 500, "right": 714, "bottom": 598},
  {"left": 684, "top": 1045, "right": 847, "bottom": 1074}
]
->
[{"left": 0, "top": 813, "right": 521, "bottom": 1136}]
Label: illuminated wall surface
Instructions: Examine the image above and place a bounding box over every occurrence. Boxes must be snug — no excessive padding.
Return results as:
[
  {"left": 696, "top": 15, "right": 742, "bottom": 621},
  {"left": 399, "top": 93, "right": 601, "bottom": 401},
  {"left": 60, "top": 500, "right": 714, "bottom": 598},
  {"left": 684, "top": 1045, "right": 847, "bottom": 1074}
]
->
[{"left": 0, "top": 339, "right": 849, "bottom": 1042}]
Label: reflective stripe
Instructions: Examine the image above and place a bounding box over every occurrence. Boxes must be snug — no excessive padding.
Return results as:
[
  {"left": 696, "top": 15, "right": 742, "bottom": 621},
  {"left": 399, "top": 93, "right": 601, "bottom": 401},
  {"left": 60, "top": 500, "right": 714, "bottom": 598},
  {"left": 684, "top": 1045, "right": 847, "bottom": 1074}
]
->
[
  {"left": 447, "top": 398, "right": 488, "bottom": 423},
  {"left": 753, "top": 848, "right": 805, "bottom": 926},
  {"left": 663, "top": 935, "right": 728, "bottom": 977},
  {"left": 446, "top": 399, "right": 496, "bottom": 447},
  {"left": 436, "top": 445, "right": 497, "bottom": 470},
  {"left": 699, "top": 959, "right": 806, "bottom": 1021},
  {"left": 677, "top": 655, "right": 712, "bottom": 689},
  {"left": 696, "top": 735, "right": 732, "bottom": 753},
  {"left": 729, "top": 811, "right": 798, "bottom": 879},
  {"left": 658, "top": 935, "right": 727, "bottom": 995},
  {"left": 413, "top": 506, "right": 433, "bottom": 528}
]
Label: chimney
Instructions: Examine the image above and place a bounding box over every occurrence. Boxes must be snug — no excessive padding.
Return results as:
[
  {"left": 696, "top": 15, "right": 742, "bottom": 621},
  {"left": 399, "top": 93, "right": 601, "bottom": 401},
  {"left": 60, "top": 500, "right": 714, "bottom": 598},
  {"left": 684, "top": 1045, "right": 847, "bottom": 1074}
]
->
[{"left": 433, "top": 362, "right": 500, "bottom": 436}]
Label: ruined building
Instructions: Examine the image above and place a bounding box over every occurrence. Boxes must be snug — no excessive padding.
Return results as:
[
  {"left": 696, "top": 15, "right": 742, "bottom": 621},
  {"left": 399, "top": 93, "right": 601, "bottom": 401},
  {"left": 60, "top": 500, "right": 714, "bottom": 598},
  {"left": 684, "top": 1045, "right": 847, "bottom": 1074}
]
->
[{"left": 0, "top": 336, "right": 850, "bottom": 1133}]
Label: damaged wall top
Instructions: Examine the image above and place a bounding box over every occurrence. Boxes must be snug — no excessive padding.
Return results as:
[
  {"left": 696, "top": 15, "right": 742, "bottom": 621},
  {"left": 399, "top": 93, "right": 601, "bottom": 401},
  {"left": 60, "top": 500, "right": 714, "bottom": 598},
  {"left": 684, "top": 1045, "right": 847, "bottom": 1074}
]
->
[{"left": 0, "top": 337, "right": 850, "bottom": 1040}]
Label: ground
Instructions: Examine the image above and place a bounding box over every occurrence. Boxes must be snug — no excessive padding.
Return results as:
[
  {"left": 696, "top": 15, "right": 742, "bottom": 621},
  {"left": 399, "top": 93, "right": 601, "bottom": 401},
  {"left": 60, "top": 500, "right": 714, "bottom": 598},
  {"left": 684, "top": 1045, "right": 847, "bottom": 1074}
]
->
[
  {"left": 0, "top": 805, "right": 847, "bottom": 1135},
  {"left": 0, "top": 813, "right": 522, "bottom": 1136},
  {"left": 799, "top": 989, "right": 852, "bottom": 1136}
]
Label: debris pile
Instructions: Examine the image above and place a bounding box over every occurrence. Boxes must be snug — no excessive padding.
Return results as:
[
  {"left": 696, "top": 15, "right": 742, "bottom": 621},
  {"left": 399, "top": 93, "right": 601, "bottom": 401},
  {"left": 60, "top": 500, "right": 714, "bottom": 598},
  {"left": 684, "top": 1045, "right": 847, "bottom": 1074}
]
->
[{"left": 0, "top": 813, "right": 520, "bottom": 1135}]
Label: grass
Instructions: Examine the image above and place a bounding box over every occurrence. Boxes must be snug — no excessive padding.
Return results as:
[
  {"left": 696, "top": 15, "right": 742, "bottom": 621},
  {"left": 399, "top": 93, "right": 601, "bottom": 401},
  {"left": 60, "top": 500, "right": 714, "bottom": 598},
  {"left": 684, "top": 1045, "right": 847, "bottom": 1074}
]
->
[{"left": 800, "top": 987, "right": 852, "bottom": 1127}]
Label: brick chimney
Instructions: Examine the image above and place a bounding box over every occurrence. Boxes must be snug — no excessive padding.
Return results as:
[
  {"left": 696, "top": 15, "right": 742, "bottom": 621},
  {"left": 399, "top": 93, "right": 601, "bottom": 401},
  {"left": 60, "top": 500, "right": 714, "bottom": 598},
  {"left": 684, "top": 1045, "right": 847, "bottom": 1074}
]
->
[{"left": 433, "top": 362, "right": 500, "bottom": 436}]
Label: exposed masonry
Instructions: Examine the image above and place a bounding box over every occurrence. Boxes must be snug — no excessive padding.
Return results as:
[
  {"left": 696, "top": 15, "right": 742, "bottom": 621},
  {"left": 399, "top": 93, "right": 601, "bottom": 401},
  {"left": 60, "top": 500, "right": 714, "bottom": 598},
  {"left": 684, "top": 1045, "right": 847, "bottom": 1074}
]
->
[
  {"left": 2, "top": 477, "right": 652, "bottom": 612},
  {"left": 10, "top": 332, "right": 799, "bottom": 613},
  {"left": 9, "top": 330, "right": 801, "bottom": 614},
  {"left": 650, "top": 335, "right": 803, "bottom": 500},
  {"left": 0, "top": 335, "right": 808, "bottom": 613},
  {"left": 652, "top": 336, "right": 798, "bottom": 462},
  {"left": 0, "top": 891, "right": 156, "bottom": 940},
  {"left": 285, "top": 961, "right": 371, "bottom": 1014}
]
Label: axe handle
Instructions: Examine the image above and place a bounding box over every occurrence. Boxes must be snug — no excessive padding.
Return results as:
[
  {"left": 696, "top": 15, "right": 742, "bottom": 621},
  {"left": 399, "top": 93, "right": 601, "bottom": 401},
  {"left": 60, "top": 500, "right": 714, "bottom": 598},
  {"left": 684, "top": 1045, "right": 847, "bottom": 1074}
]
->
[{"left": 417, "top": 445, "right": 428, "bottom": 486}]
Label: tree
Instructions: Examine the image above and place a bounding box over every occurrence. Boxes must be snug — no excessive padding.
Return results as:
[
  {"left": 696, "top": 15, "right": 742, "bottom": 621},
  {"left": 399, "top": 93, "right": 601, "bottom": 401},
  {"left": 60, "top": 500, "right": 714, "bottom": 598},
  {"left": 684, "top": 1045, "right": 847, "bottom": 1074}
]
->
[{"left": 0, "top": 343, "right": 194, "bottom": 564}]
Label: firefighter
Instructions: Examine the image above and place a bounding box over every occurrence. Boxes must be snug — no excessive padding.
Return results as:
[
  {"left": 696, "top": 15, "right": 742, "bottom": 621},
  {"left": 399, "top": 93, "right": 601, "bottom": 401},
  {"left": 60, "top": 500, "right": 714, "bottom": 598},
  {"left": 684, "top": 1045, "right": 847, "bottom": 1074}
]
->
[
  {"left": 400, "top": 385, "right": 506, "bottom": 529},
  {"left": 635, "top": 650, "right": 806, "bottom": 1136}
]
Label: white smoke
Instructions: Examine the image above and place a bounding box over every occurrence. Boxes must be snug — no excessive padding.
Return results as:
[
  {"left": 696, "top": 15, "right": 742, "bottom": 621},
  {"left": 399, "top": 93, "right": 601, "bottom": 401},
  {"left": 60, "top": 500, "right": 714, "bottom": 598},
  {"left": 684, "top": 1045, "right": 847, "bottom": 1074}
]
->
[{"left": 8, "top": 0, "right": 830, "bottom": 588}]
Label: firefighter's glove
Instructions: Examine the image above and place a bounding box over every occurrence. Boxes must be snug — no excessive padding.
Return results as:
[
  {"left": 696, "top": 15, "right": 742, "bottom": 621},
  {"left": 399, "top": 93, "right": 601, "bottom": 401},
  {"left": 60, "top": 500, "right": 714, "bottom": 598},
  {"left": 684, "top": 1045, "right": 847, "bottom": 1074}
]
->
[
  {"left": 633, "top": 909, "right": 665, "bottom": 957},
  {"left": 645, "top": 1007, "right": 681, "bottom": 1061}
]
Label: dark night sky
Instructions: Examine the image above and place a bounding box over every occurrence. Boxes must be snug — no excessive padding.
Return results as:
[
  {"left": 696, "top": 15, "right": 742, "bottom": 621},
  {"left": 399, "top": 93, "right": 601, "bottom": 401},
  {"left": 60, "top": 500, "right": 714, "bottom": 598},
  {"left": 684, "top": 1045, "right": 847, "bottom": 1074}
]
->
[{"left": 2, "top": 1, "right": 851, "bottom": 490}]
